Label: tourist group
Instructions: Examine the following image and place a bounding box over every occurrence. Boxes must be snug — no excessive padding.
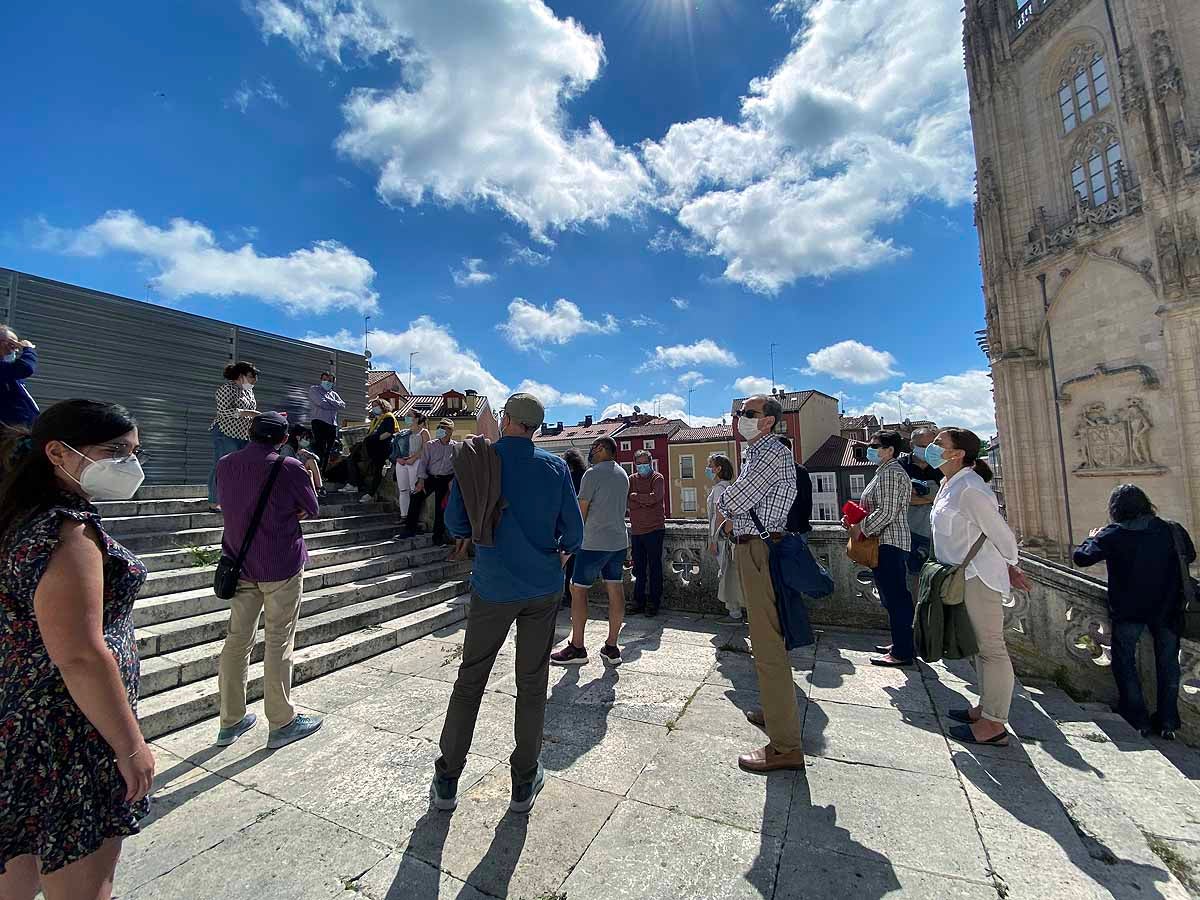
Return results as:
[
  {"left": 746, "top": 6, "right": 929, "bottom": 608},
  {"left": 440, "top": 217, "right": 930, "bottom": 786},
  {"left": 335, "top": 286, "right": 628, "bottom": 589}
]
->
[{"left": 0, "top": 331, "right": 1194, "bottom": 900}]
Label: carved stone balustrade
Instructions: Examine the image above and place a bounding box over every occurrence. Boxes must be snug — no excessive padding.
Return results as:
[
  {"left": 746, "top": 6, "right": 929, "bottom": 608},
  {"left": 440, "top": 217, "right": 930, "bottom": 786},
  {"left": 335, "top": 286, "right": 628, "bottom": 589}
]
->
[{"left": 1025, "top": 181, "right": 1145, "bottom": 263}]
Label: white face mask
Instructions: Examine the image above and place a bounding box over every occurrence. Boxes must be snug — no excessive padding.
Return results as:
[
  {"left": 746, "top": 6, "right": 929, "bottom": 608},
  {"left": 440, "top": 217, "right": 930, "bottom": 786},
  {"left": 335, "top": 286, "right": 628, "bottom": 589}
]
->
[
  {"left": 61, "top": 445, "right": 146, "bottom": 501},
  {"left": 737, "top": 416, "right": 761, "bottom": 441}
]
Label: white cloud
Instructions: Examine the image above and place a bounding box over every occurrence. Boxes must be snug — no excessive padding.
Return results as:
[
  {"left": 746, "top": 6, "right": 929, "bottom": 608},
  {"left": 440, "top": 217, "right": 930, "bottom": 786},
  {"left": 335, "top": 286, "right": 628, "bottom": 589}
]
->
[
  {"left": 803, "top": 340, "right": 901, "bottom": 384},
  {"left": 601, "top": 393, "right": 725, "bottom": 428},
  {"left": 670, "top": 296, "right": 689, "bottom": 310},
  {"left": 641, "top": 0, "right": 972, "bottom": 292},
  {"left": 498, "top": 298, "right": 618, "bottom": 351},
  {"left": 851, "top": 370, "right": 996, "bottom": 436},
  {"left": 450, "top": 257, "right": 494, "bottom": 288},
  {"left": 501, "top": 235, "right": 551, "bottom": 267},
  {"left": 252, "top": 0, "right": 652, "bottom": 237},
  {"left": 628, "top": 315, "right": 661, "bottom": 329},
  {"left": 599, "top": 384, "right": 611, "bottom": 394},
  {"left": 515, "top": 379, "right": 595, "bottom": 410},
  {"left": 732, "top": 375, "right": 791, "bottom": 396},
  {"left": 307, "top": 316, "right": 509, "bottom": 400},
  {"left": 677, "top": 371, "right": 710, "bottom": 389},
  {"left": 36, "top": 210, "right": 377, "bottom": 314},
  {"left": 227, "top": 77, "right": 288, "bottom": 113},
  {"left": 638, "top": 339, "right": 739, "bottom": 372}
]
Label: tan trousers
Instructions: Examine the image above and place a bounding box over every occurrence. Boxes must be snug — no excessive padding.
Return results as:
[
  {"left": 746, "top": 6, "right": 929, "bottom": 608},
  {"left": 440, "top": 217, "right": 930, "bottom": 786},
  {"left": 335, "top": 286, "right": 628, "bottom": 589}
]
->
[
  {"left": 963, "top": 576, "right": 1015, "bottom": 724},
  {"left": 736, "top": 540, "right": 803, "bottom": 753},
  {"left": 218, "top": 570, "right": 304, "bottom": 730}
]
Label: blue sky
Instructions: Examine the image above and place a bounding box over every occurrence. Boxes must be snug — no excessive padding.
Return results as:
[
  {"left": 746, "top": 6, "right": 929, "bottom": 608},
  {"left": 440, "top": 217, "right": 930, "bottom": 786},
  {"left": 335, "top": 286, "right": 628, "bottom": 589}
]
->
[{"left": 2, "top": 0, "right": 996, "bottom": 435}]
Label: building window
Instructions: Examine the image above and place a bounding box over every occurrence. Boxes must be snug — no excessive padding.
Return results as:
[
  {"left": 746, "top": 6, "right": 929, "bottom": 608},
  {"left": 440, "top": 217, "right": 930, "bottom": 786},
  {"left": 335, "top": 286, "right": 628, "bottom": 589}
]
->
[
  {"left": 1059, "top": 53, "right": 1111, "bottom": 135},
  {"left": 620, "top": 440, "right": 631, "bottom": 451},
  {"left": 680, "top": 455, "right": 695, "bottom": 479},
  {"left": 1070, "top": 140, "right": 1123, "bottom": 207},
  {"left": 681, "top": 488, "right": 698, "bottom": 512},
  {"left": 810, "top": 473, "right": 835, "bottom": 494},
  {"left": 778, "top": 420, "right": 788, "bottom": 433},
  {"left": 849, "top": 474, "right": 866, "bottom": 500},
  {"left": 620, "top": 462, "right": 634, "bottom": 475},
  {"left": 813, "top": 500, "right": 838, "bottom": 522},
  {"left": 643, "top": 439, "right": 656, "bottom": 450}
]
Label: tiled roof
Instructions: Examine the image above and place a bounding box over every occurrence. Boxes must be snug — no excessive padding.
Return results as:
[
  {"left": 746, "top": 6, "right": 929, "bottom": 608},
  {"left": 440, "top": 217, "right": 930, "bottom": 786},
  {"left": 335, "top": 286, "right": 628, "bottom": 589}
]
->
[
  {"left": 670, "top": 425, "right": 734, "bottom": 443},
  {"left": 804, "top": 434, "right": 876, "bottom": 470},
  {"left": 367, "top": 370, "right": 396, "bottom": 386},
  {"left": 839, "top": 414, "right": 880, "bottom": 431},
  {"left": 396, "top": 394, "right": 488, "bottom": 420},
  {"left": 730, "top": 390, "right": 836, "bottom": 415},
  {"left": 533, "top": 422, "right": 625, "bottom": 443},
  {"left": 617, "top": 419, "right": 686, "bottom": 438}
]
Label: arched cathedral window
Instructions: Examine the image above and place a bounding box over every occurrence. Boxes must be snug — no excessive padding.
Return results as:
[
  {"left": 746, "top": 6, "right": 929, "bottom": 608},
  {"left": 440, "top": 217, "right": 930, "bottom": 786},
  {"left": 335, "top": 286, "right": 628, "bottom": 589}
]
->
[
  {"left": 1057, "top": 51, "right": 1111, "bottom": 134},
  {"left": 1068, "top": 124, "right": 1123, "bottom": 207}
]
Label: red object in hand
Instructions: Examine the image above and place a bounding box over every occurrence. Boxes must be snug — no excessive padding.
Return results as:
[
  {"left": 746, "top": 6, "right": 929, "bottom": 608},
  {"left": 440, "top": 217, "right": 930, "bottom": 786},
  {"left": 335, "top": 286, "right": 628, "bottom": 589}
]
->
[{"left": 842, "top": 501, "right": 868, "bottom": 526}]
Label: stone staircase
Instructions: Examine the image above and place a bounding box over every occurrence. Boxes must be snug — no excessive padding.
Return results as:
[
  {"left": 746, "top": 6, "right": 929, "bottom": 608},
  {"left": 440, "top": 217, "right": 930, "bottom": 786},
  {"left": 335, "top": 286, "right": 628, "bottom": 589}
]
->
[{"left": 107, "top": 484, "right": 472, "bottom": 739}]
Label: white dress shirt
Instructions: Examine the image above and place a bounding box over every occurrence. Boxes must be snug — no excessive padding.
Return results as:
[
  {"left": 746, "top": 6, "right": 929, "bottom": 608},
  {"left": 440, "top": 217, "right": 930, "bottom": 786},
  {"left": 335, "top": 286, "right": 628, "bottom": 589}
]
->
[{"left": 930, "top": 467, "right": 1019, "bottom": 596}]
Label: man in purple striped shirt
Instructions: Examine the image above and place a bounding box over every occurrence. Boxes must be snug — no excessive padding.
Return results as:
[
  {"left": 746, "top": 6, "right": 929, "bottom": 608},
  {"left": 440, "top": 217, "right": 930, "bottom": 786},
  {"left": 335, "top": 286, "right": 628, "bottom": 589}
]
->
[{"left": 215, "top": 412, "right": 323, "bottom": 750}]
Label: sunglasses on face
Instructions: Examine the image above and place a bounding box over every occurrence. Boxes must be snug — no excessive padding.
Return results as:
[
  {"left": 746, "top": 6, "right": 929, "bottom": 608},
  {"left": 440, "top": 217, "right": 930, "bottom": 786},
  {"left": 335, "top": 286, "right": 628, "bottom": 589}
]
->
[{"left": 739, "top": 409, "right": 765, "bottom": 419}]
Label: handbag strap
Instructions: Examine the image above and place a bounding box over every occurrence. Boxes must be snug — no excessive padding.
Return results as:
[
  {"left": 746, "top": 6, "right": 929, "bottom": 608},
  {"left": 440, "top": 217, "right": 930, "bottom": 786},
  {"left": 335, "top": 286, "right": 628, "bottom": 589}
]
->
[
  {"left": 1169, "top": 521, "right": 1196, "bottom": 608},
  {"left": 234, "top": 457, "right": 285, "bottom": 568},
  {"left": 747, "top": 508, "right": 771, "bottom": 540},
  {"left": 961, "top": 533, "right": 988, "bottom": 570}
]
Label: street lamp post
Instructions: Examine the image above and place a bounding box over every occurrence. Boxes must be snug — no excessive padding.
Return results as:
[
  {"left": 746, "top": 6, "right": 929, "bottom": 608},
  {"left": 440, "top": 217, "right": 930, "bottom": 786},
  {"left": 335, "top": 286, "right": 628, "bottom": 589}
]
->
[
  {"left": 408, "top": 351, "right": 419, "bottom": 393},
  {"left": 687, "top": 387, "right": 695, "bottom": 425}
]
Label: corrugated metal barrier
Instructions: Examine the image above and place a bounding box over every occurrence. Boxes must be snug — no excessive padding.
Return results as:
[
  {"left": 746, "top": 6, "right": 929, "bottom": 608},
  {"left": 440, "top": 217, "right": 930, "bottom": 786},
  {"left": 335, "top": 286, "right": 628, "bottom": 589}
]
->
[{"left": 0, "top": 268, "right": 367, "bottom": 483}]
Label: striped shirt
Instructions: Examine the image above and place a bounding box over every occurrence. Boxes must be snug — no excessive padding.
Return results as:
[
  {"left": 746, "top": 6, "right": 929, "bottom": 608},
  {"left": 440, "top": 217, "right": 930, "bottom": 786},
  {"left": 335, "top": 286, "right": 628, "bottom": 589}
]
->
[
  {"left": 212, "top": 382, "right": 257, "bottom": 440},
  {"left": 859, "top": 459, "right": 912, "bottom": 551},
  {"left": 216, "top": 442, "right": 320, "bottom": 582},
  {"left": 417, "top": 438, "right": 458, "bottom": 479},
  {"left": 717, "top": 433, "right": 797, "bottom": 536}
]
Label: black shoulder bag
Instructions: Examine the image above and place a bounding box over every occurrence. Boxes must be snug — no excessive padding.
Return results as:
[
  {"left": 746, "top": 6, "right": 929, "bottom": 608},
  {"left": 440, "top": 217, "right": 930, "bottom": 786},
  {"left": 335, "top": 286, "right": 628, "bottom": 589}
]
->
[
  {"left": 1168, "top": 521, "right": 1200, "bottom": 641},
  {"left": 213, "top": 458, "right": 285, "bottom": 599}
]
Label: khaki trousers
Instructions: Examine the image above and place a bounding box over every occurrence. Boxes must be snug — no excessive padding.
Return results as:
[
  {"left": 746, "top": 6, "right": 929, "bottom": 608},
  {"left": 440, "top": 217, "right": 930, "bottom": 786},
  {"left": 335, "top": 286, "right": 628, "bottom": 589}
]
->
[
  {"left": 218, "top": 570, "right": 304, "bottom": 730},
  {"left": 736, "top": 540, "right": 803, "bottom": 753},
  {"left": 963, "top": 576, "right": 1015, "bottom": 724}
]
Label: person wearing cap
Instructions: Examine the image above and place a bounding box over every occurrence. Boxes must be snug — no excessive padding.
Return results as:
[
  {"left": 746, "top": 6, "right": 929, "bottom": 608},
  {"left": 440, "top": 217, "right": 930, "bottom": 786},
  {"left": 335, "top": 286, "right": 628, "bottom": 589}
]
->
[
  {"left": 214, "top": 412, "right": 323, "bottom": 751},
  {"left": 430, "top": 393, "right": 584, "bottom": 816},
  {"left": 399, "top": 416, "right": 458, "bottom": 545}
]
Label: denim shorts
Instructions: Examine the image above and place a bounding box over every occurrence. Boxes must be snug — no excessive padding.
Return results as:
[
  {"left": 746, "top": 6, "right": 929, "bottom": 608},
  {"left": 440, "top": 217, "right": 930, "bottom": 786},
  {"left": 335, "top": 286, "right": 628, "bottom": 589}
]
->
[{"left": 572, "top": 548, "right": 627, "bottom": 586}]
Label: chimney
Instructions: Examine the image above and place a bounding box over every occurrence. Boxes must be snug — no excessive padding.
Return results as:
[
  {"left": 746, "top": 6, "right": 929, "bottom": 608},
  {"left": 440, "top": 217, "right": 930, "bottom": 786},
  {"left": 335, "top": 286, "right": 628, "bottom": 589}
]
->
[
  {"left": 463, "top": 389, "right": 478, "bottom": 413},
  {"left": 583, "top": 415, "right": 593, "bottom": 427},
  {"left": 557, "top": 421, "right": 563, "bottom": 430}
]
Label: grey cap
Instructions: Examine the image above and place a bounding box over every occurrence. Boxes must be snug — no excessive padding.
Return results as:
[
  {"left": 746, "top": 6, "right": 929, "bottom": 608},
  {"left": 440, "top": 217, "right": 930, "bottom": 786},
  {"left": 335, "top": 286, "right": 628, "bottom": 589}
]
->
[
  {"left": 250, "top": 411, "right": 288, "bottom": 442},
  {"left": 504, "top": 392, "right": 545, "bottom": 428}
]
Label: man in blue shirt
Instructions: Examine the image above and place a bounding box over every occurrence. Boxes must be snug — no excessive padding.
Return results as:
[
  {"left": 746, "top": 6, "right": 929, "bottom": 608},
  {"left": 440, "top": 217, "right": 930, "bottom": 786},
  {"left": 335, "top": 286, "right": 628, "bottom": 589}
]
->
[
  {"left": 0, "top": 327, "right": 39, "bottom": 428},
  {"left": 431, "top": 392, "right": 584, "bottom": 816}
]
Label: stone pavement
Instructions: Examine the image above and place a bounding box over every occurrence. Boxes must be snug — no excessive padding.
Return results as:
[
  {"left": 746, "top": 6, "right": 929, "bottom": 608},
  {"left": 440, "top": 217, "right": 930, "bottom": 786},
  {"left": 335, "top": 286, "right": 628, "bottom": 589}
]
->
[{"left": 119, "top": 611, "right": 1200, "bottom": 899}]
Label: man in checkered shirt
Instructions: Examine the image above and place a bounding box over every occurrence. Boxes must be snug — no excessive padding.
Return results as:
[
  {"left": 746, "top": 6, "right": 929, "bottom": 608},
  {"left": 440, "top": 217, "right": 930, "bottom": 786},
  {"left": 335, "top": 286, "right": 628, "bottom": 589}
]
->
[{"left": 717, "top": 394, "right": 805, "bottom": 773}]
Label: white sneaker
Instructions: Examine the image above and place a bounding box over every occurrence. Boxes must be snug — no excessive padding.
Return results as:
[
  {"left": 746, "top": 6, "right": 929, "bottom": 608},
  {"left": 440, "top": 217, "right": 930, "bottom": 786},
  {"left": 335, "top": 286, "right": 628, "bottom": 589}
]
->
[
  {"left": 338, "top": 484, "right": 358, "bottom": 494},
  {"left": 359, "top": 494, "right": 375, "bottom": 504}
]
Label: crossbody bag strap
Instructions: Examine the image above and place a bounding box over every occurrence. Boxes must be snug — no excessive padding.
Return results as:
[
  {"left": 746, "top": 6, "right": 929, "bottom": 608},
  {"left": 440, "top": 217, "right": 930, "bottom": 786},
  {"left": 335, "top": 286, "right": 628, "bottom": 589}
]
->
[
  {"left": 747, "top": 508, "right": 771, "bottom": 541},
  {"left": 960, "top": 533, "right": 989, "bottom": 570},
  {"left": 1170, "top": 522, "right": 1197, "bottom": 608},
  {"left": 234, "top": 457, "right": 285, "bottom": 568}
]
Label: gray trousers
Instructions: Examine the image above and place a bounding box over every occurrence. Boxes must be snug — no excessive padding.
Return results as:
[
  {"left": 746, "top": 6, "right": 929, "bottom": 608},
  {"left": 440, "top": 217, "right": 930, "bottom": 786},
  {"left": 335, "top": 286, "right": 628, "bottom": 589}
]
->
[{"left": 436, "top": 591, "right": 559, "bottom": 785}]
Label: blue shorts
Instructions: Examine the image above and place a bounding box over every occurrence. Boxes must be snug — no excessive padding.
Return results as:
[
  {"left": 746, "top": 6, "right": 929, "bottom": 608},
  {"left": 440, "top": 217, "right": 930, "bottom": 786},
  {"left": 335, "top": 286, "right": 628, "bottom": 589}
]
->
[{"left": 572, "top": 548, "right": 627, "bottom": 586}]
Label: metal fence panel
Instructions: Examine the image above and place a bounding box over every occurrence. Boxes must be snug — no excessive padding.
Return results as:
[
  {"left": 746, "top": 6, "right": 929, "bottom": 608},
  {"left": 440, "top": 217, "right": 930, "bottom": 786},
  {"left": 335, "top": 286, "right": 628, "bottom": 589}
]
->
[{"left": 2, "top": 269, "right": 368, "bottom": 484}]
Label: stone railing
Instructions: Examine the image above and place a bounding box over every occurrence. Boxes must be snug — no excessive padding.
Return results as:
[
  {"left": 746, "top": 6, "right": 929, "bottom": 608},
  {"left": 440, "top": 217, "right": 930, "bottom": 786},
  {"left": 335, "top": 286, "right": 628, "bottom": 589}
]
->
[
  {"left": 615, "top": 523, "right": 1200, "bottom": 740},
  {"left": 1024, "top": 177, "right": 1144, "bottom": 263},
  {"left": 1010, "top": 0, "right": 1056, "bottom": 39}
]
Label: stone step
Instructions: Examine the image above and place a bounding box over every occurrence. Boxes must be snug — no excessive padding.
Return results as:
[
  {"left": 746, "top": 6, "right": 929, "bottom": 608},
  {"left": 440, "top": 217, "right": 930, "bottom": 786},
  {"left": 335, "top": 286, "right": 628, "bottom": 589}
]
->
[
  {"left": 104, "top": 500, "right": 396, "bottom": 538},
  {"left": 116, "top": 512, "right": 403, "bottom": 554},
  {"left": 139, "top": 577, "right": 469, "bottom": 697},
  {"left": 133, "top": 543, "right": 454, "bottom": 627},
  {"left": 136, "top": 558, "right": 471, "bottom": 658},
  {"left": 138, "top": 535, "right": 433, "bottom": 599},
  {"left": 137, "top": 597, "right": 468, "bottom": 739},
  {"left": 137, "top": 522, "right": 404, "bottom": 573},
  {"left": 132, "top": 484, "right": 208, "bottom": 501}
]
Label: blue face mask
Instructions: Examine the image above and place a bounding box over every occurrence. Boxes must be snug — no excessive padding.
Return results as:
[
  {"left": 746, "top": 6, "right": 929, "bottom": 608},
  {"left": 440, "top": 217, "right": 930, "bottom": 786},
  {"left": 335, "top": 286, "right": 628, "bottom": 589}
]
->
[
  {"left": 704, "top": 467, "right": 716, "bottom": 481},
  {"left": 637, "top": 463, "right": 653, "bottom": 477},
  {"left": 865, "top": 447, "right": 881, "bottom": 465},
  {"left": 320, "top": 380, "right": 334, "bottom": 390},
  {"left": 923, "top": 443, "right": 948, "bottom": 469},
  {"left": 436, "top": 428, "right": 449, "bottom": 440}
]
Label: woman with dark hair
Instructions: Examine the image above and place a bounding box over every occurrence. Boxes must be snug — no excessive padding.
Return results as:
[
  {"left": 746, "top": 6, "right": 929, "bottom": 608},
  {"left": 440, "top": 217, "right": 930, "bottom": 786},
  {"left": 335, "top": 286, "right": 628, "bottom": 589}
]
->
[
  {"left": 558, "top": 447, "right": 589, "bottom": 607},
  {"left": 928, "top": 427, "right": 1025, "bottom": 747},
  {"left": 0, "top": 401, "right": 154, "bottom": 900},
  {"left": 707, "top": 452, "right": 743, "bottom": 623},
  {"left": 1074, "top": 484, "right": 1194, "bottom": 740},
  {"left": 392, "top": 412, "right": 431, "bottom": 516},
  {"left": 208, "top": 361, "right": 259, "bottom": 511},
  {"left": 279, "top": 423, "right": 324, "bottom": 497},
  {"left": 846, "top": 430, "right": 915, "bottom": 667}
]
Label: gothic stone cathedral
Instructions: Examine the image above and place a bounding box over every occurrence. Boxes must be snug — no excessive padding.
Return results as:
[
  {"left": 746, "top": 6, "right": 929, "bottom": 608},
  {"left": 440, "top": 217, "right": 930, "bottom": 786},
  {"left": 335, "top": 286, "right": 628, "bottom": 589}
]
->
[{"left": 966, "top": 0, "right": 1200, "bottom": 557}]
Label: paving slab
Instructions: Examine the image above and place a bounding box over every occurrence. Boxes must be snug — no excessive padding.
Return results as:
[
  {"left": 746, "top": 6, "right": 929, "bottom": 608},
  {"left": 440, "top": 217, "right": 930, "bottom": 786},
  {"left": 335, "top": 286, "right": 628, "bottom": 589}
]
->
[
  {"left": 412, "top": 691, "right": 568, "bottom": 765},
  {"left": 289, "top": 664, "right": 409, "bottom": 713},
  {"left": 774, "top": 844, "right": 998, "bottom": 899},
  {"left": 802, "top": 700, "right": 956, "bottom": 778},
  {"left": 629, "top": 729, "right": 798, "bottom": 836},
  {"left": 572, "top": 668, "right": 700, "bottom": 727},
  {"left": 402, "top": 769, "right": 619, "bottom": 899},
  {"left": 541, "top": 703, "right": 670, "bottom": 795},
  {"left": 353, "top": 852, "right": 493, "bottom": 900},
  {"left": 619, "top": 636, "right": 720, "bottom": 681},
  {"left": 338, "top": 674, "right": 455, "bottom": 734},
  {"left": 788, "top": 758, "right": 991, "bottom": 883},
  {"left": 124, "top": 804, "right": 388, "bottom": 900},
  {"left": 674, "top": 682, "right": 806, "bottom": 746},
  {"left": 561, "top": 798, "right": 782, "bottom": 900},
  {"left": 805, "top": 659, "right": 935, "bottom": 715},
  {"left": 360, "top": 637, "right": 464, "bottom": 676}
]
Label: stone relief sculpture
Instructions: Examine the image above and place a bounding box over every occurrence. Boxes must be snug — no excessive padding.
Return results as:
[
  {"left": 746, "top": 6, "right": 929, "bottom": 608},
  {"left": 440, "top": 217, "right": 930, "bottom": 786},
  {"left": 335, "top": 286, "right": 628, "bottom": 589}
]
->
[
  {"left": 1072, "top": 398, "right": 1157, "bottom": 471},
  {"left": 1152, "top": 30, "right": 1183, "bottom": 100},
  {"left": 1158, "top": 221, "right": 1182, "bottom": 288},
  {"left": 1118, "top": 52, "right": 1148, "bottom": 118},
  {"left": 1180, "top": 217, "right": 1200, "bottom": 285}
]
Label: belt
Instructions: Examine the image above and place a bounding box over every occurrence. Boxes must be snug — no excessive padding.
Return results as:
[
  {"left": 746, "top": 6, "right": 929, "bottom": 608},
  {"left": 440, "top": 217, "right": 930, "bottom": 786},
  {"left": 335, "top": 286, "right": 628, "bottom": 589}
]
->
[{"left": 733, "top": 532, "right": 784, "bottom": 544}]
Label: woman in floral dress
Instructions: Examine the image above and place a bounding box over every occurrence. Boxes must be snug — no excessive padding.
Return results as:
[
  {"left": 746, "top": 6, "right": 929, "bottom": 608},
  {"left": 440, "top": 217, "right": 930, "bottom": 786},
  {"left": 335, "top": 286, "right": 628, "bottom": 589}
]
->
[{"left": 0, "top": 400, "right": 155, "bottom": 900}]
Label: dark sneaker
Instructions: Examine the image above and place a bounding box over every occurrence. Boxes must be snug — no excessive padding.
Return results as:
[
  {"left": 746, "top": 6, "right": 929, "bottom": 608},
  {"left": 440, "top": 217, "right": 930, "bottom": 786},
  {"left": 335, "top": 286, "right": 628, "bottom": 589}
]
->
[
  {"left": 600, "top": 643, "right": 622, "bottom": 666},
  {"left": 215, "top": 713, "right": 257, "bottom": 747},
  {"left": 645, "top": 606, "right": 660, "bottom": 619},
  {"left": 510, "top": 763, "right": 545, "bottom": 814},
  {"left": 628, "top": 603, "right": 646, "bottom": 616},
  {"left": 266, "top": 714, "right": 323, "bottom": 749},
  {"left": 550, "top": 642, "right": 588, "bottom": 666},
  {"left": 430, "top": 772, "right": 459, "bottom": 811}
]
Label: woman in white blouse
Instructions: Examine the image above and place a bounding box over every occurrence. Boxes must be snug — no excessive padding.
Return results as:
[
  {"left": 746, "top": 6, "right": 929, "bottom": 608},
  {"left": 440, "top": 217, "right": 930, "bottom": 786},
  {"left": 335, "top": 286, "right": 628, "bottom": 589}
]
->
[
  {"left": 927, "top": 427, "right": 1030, "bottom": 747},
  {"left": 208, "top": 362, "right": 259, "bottom": 510},
  {"left": 706, "top": 453, "right": 743, "bottom": 623}
]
